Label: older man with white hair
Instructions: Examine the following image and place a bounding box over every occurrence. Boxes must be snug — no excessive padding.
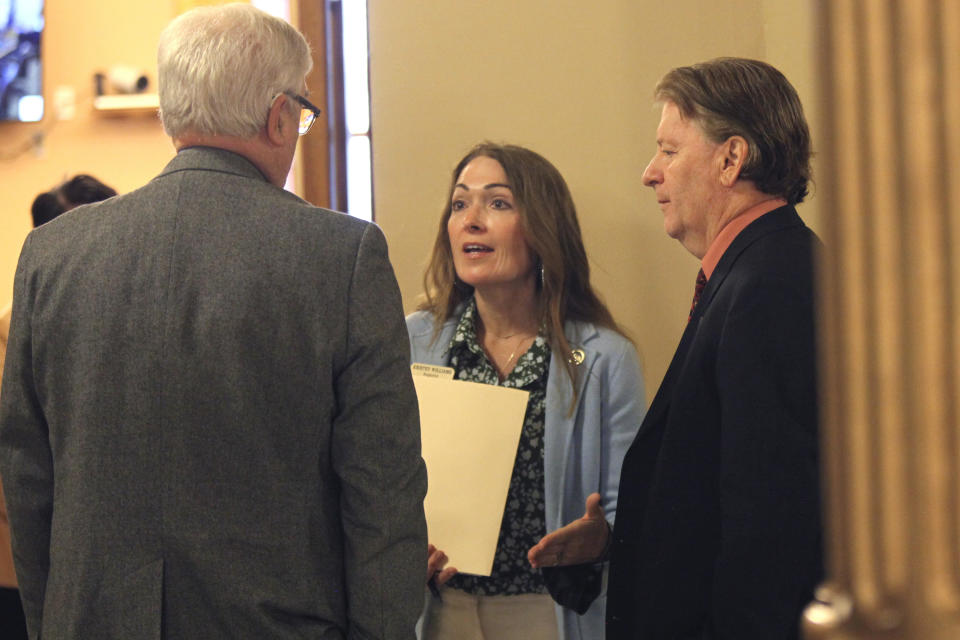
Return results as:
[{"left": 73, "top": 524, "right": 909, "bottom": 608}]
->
[{"left": 0, "top": 4, "right": 427, "bottom": 638}]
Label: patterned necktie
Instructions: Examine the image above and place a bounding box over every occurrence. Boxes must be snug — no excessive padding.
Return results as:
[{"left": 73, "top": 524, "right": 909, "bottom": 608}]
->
[{"left": 688, "top": 268, "right": 707, "bottom": 322}]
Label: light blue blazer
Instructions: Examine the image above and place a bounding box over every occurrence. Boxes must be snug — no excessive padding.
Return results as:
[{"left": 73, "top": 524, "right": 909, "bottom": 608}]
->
[{"left": 407, "top": 309, "right": 645, "bottom": 640}]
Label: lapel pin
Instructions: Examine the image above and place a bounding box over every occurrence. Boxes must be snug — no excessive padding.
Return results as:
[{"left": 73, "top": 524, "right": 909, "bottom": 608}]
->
[{"left": 569, "top": 348, "right": 585, "bottom": 366}]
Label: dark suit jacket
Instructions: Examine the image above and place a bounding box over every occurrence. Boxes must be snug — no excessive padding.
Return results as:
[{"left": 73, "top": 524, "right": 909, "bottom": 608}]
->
[
  {"left": 606, "top": 206, "right": 823, "bottom": 640},
  {"left": 0, "top": 147, "right": 428, "bottom": 639}
]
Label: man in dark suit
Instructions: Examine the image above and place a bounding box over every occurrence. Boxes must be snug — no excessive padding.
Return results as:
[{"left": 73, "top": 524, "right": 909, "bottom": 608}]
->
[
  {"left": 529, "top": 58, "right": 822, "bottom": 639},
  {"left": 0, "top": 5, "right": 427, "bottom": 639}
]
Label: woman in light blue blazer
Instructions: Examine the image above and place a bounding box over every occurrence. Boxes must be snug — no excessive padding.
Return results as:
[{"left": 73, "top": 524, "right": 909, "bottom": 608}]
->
[{"left": 409, "top": 142, "right": 645, "bottom": 640}]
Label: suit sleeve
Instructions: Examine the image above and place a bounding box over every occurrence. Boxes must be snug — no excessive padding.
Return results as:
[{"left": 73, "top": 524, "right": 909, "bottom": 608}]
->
[
  {"left": 0, "top": 233, "right": 53, "bottom": 636},
  {"left": 332, "top": 223, "right": 428, "bottom": 640},
  {"left": 711, "top": 275, "right": 822, "bottom": 638},
  {"left": 600, "top": 340, "right": 645, "bottom": 527}
]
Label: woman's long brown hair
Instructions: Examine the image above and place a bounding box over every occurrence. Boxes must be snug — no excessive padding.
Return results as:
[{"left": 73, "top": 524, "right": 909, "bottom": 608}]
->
[{"left": 419, "top": 142, "right": 628, "bottom": 401}]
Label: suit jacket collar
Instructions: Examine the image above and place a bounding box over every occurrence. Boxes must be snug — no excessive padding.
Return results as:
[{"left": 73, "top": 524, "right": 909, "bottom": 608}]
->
[
  {"left": 695, "top": 204, "right": 804, "bottom": 317},
  {"left": 158, "top": 146, "right": 270, "bottom": 183},
  {"left": 544, "top": 318, "right": 599, "bottom": 414},
  {"left": 636, "top": 204, "right": 806, "bottom": 442}
]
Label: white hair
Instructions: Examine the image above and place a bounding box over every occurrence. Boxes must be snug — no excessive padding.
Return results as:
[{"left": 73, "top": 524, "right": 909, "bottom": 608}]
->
[{"left": 158, "top": 3, "right": 312, "bottom": 139}]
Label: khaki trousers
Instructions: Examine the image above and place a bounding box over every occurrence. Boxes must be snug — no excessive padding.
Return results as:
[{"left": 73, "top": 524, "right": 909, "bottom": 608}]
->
[{"left": 423, "top": 588, "right": 559, "bottom": 640}]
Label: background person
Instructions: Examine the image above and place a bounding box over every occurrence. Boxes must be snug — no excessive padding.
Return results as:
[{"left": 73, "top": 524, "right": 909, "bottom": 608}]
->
[
  {"left": 30, "top": 174, "right": 118, "bottom": 227},
  {"left": 529, "top": 57, "right": 823, "bottom": 639},
  {"left": 0, "top": 5, "right": 426, "bottom": 638},
  {"left": 408, "top": 142, "right": 645, "bottom": 640}
]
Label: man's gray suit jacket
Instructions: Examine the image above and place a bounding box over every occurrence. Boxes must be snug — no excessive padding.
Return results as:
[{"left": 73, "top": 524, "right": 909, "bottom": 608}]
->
[{"left": 0, "top": 146, "right": 428, "bottom": 639}]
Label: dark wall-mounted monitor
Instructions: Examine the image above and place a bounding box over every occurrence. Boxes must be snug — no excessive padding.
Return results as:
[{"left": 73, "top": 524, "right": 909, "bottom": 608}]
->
[{"left": 1, "top": 0, "right": 44, "bottom": 122}]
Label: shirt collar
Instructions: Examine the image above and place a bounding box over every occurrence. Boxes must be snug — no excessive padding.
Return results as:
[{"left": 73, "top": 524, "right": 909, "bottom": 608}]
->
[
  {"left": 447, "top": 297, "right": 550, "bottom": 388},
  {"left": 701, "top": 198, "right": 787, "bottom": 279},
  {"left": 448, "top": 298, "right": 483, "bottom": 357}
]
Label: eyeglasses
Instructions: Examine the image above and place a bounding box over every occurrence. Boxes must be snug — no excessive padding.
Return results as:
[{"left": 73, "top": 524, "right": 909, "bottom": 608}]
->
[{"left": 285, "top": 92, "right": 323, "bottom": 135}]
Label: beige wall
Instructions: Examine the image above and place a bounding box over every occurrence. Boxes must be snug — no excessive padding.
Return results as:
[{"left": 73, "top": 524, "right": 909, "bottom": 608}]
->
[
  {"left": 369, "top": 0, "right": 819, "bottom": 403},
  {"left": 0, "top": 0, "right": 175, "bottom": 306}
]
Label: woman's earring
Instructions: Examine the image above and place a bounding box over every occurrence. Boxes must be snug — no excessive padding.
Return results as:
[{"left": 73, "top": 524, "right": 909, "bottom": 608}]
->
[{"left": 539, "top": 263, "right": 545, "bottom": 289}]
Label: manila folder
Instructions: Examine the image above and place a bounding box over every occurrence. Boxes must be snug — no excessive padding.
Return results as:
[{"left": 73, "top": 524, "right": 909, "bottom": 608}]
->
[{"left": 412, "top": 374, "right": 529, "bottom": 576}]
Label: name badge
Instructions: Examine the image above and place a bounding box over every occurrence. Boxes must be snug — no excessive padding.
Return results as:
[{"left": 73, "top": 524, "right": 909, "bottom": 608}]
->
[{"left": 411, "top": 363, "right": 455, "bottom": 379}]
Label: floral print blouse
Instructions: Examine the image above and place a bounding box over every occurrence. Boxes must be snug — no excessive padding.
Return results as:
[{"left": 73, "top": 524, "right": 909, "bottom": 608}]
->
[{"left": 444, "top": 298, "right": 551, "bottom": 596}]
